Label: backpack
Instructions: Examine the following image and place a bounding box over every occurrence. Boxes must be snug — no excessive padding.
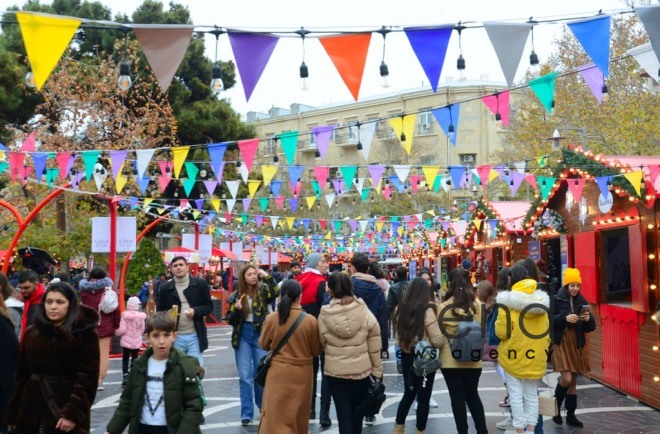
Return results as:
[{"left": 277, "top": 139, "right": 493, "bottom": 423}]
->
[
  {"left": 99, "top": 287, "right": 119, "bottom": 313},
  {"left": 138, "top": 284, "right": 149, "bottom": 304},
  {"left": 450, "top": 318, "right": 484, "bottom": 362},
  {"left": 412, "top": 339, "right": 441, "bottom": 387}
]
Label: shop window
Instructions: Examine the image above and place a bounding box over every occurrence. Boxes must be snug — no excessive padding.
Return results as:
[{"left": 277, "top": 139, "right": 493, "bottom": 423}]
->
[{"left": 602, "top": 228, "right": 631, "bottom": 304}]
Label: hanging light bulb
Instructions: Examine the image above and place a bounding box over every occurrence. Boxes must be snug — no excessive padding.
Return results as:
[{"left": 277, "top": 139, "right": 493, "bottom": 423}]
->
[
  {"left": 455, "top": 23, "right": 466, "bottom": 80},
  {"left": 209, "top": 28, "right": 226, "bottom": 96},
  {"left": 273, "top": 154, "right": 279, "bottom": 163},
  {"left": 314, "top": 148, "right": 320, "bottom": 158},
  {"left": 297, "top": 27, "right": 310, "bottom": 90},
  {"left": 601, "top": 81, "right": 609, "bottom": 102},
  {"left": 357, "top": 140, "right": 363, "bottom": 151},
  {"left": 400, "top": 115, "right": 406, "bottom": 142},
  {"left": 378, "top": 26, "right": 391, "bottom": 88},
  {"left": 117, "top": 59, "right": 132, "bottom": 91},
  {"left": 528, "top": 22, "right": 540, "bottom": 76},
  {"left": 25, "top": 64, "right": 36, "bottom": 88}
]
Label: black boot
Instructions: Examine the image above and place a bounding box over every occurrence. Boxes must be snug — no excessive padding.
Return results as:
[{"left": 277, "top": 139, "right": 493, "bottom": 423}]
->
[
  {"left": 565, "top": 394, "right": 584, "bottom": 428},
  {"left": 319, "top": 411, "right": 331, "bottom": 428},
  {"left": 552, "top": 382, "right": 569, "bottom": 425}
]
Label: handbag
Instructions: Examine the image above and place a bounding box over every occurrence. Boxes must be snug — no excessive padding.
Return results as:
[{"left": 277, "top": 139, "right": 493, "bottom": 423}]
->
[
  {"left": 538, "top": 372, "right": 558, "bottom": 417},
  {"left": 254, "top": 312, "right": 306, "bottom": 388},
  {"left": 356, "top": 376, "right": 386, "bottom": 419}
]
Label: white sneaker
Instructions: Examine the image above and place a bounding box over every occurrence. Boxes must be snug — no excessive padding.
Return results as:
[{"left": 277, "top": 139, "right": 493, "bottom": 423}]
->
[
  {"left": 414, "top": 401, "right": 418, "bottom": 411},
  {"left": 496, "top": 415, "right": 515, "bottom": 430},
  {"left": 429, "top": 397, "right": 439, "bottom": 408}
]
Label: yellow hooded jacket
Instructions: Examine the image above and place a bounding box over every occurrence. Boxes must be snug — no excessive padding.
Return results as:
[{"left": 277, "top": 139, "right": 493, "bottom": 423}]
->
[{"left": 494, "top": 279, "right": 550, "bottom": 379}]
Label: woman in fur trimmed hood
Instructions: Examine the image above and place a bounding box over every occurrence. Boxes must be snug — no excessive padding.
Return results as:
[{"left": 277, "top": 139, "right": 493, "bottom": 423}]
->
[{"left": 495, "top": 262, "right": 550, "bottom": 434}]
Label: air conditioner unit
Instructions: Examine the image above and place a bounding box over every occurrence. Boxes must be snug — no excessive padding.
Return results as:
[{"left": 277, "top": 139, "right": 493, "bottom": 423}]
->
[
  {"left": 422, "top": 123, "right": 430, "bottom": 129},
  {"left": 461, "top": 155, "right": 475, "bottom": 163}
]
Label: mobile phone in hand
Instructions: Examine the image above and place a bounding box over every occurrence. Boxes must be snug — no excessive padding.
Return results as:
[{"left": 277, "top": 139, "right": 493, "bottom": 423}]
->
[{"left": 580, "top": 305, "right": 589, "bottom": 315}]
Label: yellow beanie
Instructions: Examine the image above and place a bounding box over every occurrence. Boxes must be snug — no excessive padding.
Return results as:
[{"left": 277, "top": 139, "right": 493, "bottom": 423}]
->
[{"left": 563, "top": 268, "right": 582, "bottom": 286}]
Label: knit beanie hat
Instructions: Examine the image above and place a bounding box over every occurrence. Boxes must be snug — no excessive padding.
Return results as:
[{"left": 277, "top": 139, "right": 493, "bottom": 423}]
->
[
  {"left": 304, "top": 253, "right": 322, "bottom": 269},
  {"left": 127, "top": 296, "right": 141, "bottom": 311},
  {"left": 462, "top": 259, "right": 472, "bottom": 270},
  {"left": 563, "top": 268, "right": 582, "bottom": 286}
]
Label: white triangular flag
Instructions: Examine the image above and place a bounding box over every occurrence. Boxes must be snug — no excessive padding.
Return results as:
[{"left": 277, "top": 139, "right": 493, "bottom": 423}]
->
[
  {"left": 325, "top": 193, "right": 336, "bottom": 208},
  {"left": 393, "top": 165, "right": 411, "bottom": 183},
  {"left": 271, "top": 216, "right": 280, "bottom": 230},
  {"left": 225, "top": 180, "right": 240, "bottom": 198}
]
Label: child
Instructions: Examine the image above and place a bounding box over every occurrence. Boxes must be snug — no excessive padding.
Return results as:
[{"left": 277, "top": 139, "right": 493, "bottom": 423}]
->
[
  {"left": 116, "top": 296, "right": 146, "bottom": 386},
  {"left": 104, "top": 312, "right": 204, "bottom": 434}
]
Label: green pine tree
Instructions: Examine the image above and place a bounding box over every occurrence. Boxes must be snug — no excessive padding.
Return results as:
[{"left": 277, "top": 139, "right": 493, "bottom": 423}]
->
[{"left": 125, "top": 238, "right": 167, "bottom": 295}]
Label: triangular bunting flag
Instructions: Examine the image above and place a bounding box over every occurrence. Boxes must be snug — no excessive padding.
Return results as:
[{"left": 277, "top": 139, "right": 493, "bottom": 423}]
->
[
  {"left": 136, "top": 149, "right": 156, "bottom": 182},
  {"left": 208, "top": 142, "right": 228, "bottom": 180},
  {"left": 477, "top": 165, "right": 493, "bottom": 187},
  {"left": 404, "top": 27, "right": 452, "bottom": 92},
  {"left": 228, "top": 32, "right": 279, "bottom": 101},
  {"left": 31, "top": 152, "right": 47, "bottom": 182},
  {"left": 261, "top": 165, "right": 278, "bottom": 187},
  {"left": 578, "top": 63, "right": 605, "bottom": 103},
  {"left": 623, "top": 171, "right": 644, "bottom": 196},
  {"left": 449, "top": 166, "right": 467, "bottom": 188},
  {"left": 319, "top": 33, "right": 372, "bottom": 101},
  {"left": 225, "top": 180, "right": 240, "bottom": 199},
  {"left": 238, "top": 138, "right": 259, "bottom": 172},
  {"left": 20, "top": 132, "right": 36, "bottom": 152},
  {"left": 368, "top": 165, "right": 385, "bottom": 188},
  {"left": 137, "top": 176, "right": 151, "bottom": 196},
  {"left": 538, "top": 176, "right": 556, "bottom": 200},
  {"left": 635, "top": 7, "right": 660, "bottom": 73},
  {"left": 56, "top": 152, "right": 72, "bottom": 180},
  {"left": 422, "top": 166, "right": 439, "bottom": 187},
  {"left": 306, "top": 196, "right": 316, "bottom": 210},
  {"left": 431, "top": 104, "right": 460, "bottom": 145},
  {"left": 270, "top": 216, "right": 280, "bottom": 230},
  {"left": 483, "top": 22, "right": 532, "bottom": 87},
  {"left": 115, "top": 169, "right": 128, "bottom": 194},
  {"left": 311, "top": 126, "right": 333, "bottom": 159},
  {"left": 172, "top": 146, "right": 189, "bottom": 179},
  {"left": 313, "top": 166, "right": 329, "bottom": 192},
  {"left": 388, "top": 115, "right": 416, "bottom": 154},
  {"left": 182, "top": 178, "right": 195, "bottom": 197},
  {"left": 529, "top": 72, "right": 557, "bottom": 114},
  {"left": 287, "top": 166, "right": 305, "bottom": 190},
  {"left": 279, "top": 131, "right": 299, "bottom": 164},
  {"left": 567, "top": 16, "right": 611, "bottom": 78},
  {"left": 393, "top": 165, "right": 411, "bottom": 183},
  {"left": 16, "top": 12, "right": 81, "bottom": 90},
  {"left": 340, "top": 166, "right": 358, "bottom": 191},
  {"left": 356, "top": 122, "right": 376, "bottom": 159},
  {"left": 226, "top": 199, "right": 237, "bottom": 213},
  {"left": 258, "top": 197, "right": 269, "bottom": 212},
  {"left": 82, "top": 150, "right": 100, "bottom": 181},
  {"left": 271, "top": 180, "right": 282, "bottom": 196},
  {"left": 481, "top": 90, "right": 511, "bottom": 127},
  {"left": 567, "top": 177, "right": 586, "bottom": 202},
  {"left": 595, "top": 176, "right": 611, "bottom": 198},
  {"left": 508, "top": 171, "right": 525, "bottom": 195},
  {"left": 524, "top": 174, "right": 538, "bottom": 190},
  {"left": 110, "top": 150, "right": 129, "bottom": 181},
  {"left": 286, "top": 217, "right": 296, "bottom": 230},
  {"left": 184, "top": 161, "right": 199, "bottom": 181},
  {"left": 203, "top": 180, "right": 218, "bottom": 196},
  {"left": 288, "top": 197, "right": 298, "bottom": 211},
  {"left": 325, "top": 193, "right": 336, "bottom": 208},
  {"left": 248, "top": 180, "right": 261, "bottom": 198}
]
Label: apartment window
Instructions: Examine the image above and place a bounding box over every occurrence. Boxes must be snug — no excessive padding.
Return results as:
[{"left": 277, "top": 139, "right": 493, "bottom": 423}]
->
[
  {"left": 346, "top": 119, "right": 358, "bottom": 141},
  {"left": 420, "top": 155, "right": 436, "bottom": 165},
  {"left": 459, "top": 153, "right": 477, "bottom": 169},
  {"left": 331, "top": 123, "right": 341, "bottom": 142},
  {"left": 265, "top": 133, "right": 276, "bottom": 155},
  {"left": 418, "top": 110, "right": 434, "bottom": 134}
]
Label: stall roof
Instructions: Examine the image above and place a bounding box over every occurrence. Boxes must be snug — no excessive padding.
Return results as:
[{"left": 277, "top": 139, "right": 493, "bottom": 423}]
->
[
  {"left": 489, "top": 201, "right": 531, "bottom": 233},
  {"left": 605, "top": 155, "right": 660, "bottom": 194}
]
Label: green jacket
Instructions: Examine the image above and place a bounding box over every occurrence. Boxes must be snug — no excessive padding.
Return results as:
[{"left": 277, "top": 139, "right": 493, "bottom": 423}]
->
[{"left": 106, "top": 348, "right": 203, "bottom": 434}]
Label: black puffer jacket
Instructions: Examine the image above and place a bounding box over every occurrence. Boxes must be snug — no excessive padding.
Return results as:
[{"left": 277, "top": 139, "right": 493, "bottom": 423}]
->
[{"left": 551, "top": 286, "right": 596, "bottom": 349}]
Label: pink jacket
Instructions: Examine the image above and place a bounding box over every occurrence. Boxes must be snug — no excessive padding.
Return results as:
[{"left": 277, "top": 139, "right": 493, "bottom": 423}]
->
[{"left": 115, "top": 300, "right": 146, "bottom": 350}]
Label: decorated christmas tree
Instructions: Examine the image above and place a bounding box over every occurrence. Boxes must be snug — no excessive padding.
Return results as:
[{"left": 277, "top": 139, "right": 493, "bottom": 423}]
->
[{"left": 125, "top": 238, "right": 167, "bottom": 296}]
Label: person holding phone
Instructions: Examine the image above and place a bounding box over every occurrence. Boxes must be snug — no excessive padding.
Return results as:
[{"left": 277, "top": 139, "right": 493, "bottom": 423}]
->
[{"left": 550, "top": 268, "right": 596, "bottom": 428}]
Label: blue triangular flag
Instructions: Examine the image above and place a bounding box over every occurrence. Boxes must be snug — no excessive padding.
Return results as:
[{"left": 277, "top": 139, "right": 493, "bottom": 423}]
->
[
  {"left": 31, "top": 152, "right": 48, "bottom": 182},
  {"left": 208, "top": 142, "right": 228, "bottom": 179},
  {"left": 138, "top": 176, "right": 151, "bottom": 195},
  {"left": 404, "top": 27, "right": 453, "bottom": 93},
  {"left": 287, "top": 166, "right": 305, "bottom": 189},
  {"left": 595, "top": 176, "right": 611, "bottom": 197},
  {"left": 271, "top": 180, "right": 282, "bottom": 197},
  {"left": 432, "top": 104, "right": 460, "bottom": 146},
  {"left": 389, "top": 175, "right": 406, "bottom": 193},
  {"left": 449, "top": 166, "right": 467, "bottom": 189},
  {"left": 567, "top": 15, "right": 611, "bottom": 78}
]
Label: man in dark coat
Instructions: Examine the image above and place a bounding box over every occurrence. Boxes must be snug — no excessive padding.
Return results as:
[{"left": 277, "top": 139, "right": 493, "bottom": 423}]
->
[{"left": 157, "top": 256, "right": 213, "bottom": 368}]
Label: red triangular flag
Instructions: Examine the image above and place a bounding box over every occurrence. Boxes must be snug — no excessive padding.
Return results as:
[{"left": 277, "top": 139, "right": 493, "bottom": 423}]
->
[
  {"left": 319, "top": 33, "right": 372, "bottom": 101},
  {"left": 237, "top": 138, "right": 259, "bottom": 172},
  {"left": 648, "top": 164, "right": 660, "bottom": 185},
  {"left": 319, "top": 219, "right": 327, "bottom": 230},
  {"left": 567, "top": 177, "right": 586, "bottom": 202},
  {"left": 20, "top": 131, "right": 36, "bottom": 152},
  {"left": 477, "top": 165, "right": 493, "bottom": 187}
]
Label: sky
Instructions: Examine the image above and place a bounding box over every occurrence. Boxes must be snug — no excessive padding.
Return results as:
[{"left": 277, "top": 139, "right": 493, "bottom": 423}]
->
[{"left": 1, "top": 0, "right": 631, "bottom": 115}]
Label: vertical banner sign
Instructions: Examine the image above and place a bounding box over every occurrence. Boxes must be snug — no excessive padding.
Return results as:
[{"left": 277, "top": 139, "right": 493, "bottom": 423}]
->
[
  {"left": 181, "top": 234, "right": 212, "bottom": 264},
  {"left": 560, "top": 235, "right": 569, "bottom": 283},
  {"left": 409, "top": 260, "right": 417, "bottom": 281},
  {"left": 91, "top": 217, "right": 136, "bottom": 252},
  {"left": 434, "top": 257, "right": 442, "bottom": 282},
  {"left": 256, "top": 245, "right": 265, "bottom": 263},
  {"left": 528, "top": 240, "right": 541, "bottom": 261}
]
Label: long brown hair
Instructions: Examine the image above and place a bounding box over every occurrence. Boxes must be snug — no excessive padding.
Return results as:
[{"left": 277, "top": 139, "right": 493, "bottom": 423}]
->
[
  {"left": 445, "top": 268, "right": 477, "bottom": 316},
  {"left": 394, "top": 277, "right": 431, "bottom": 351},
  {"left": 0, "top": 294, "right": 9, "bottom": 320},
  {"left": 237, "top": 265, "right": 263, "bottom": 318}
]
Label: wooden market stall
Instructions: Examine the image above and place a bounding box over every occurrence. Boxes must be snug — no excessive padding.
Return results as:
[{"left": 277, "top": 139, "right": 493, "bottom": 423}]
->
[{"left": 525, "top": 146, "right": 660, "bottom": 409}]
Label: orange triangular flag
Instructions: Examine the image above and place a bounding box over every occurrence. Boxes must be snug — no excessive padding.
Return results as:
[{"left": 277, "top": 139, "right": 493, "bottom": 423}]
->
[
  {"left": 132, "top": 25, "right": 194, "bottom": 94},
  {"left": 319, "top": 33, "right": 372, "bottom": 101}
]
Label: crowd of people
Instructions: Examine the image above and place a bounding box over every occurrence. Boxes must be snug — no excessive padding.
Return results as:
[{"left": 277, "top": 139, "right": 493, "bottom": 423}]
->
[{"left": 0, "top": 252, "right": 597, "bottom": 434}]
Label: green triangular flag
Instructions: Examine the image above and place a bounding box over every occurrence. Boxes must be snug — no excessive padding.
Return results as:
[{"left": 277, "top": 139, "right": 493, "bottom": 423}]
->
[
  {"left": 333, "top": 220, "right": 342, "bottom": 233},
  {"left": 259, "top": 197, "right": 269, "bottom": 212},
  {"left": 311, "top": 180, "right": 321, "bottom": 196},
  {"left": 241, "top": 213, "right": 248, "bottom": 225},
  {"left": 182, "top": 178, "right": 196, "bottom": 197},
  {"left": 361, "top": 186, "right": 371, "bottom": 202},
  {"left": 184, "top": 162, "right": 199, "bottom": 180},
  {"left": 424, "top": 219, "right": 433, "bottom": 229},
  {"left": 433, "top": 175, "right": 442, "bottom": 193},
  {"left": 46, "top": 167, "right": 58, "bottom": 186},
  {"left": 340, "top": 166, "right": 358, "bottom": 190},
  {"left": 280, "top": 131, "right": 299, "bottom": 165},
  {"left": 82, "top": 150, "right": 100, "bottom": 181},
  {"left": 0, "top": 162, "right": 9, "bottom": 174},
  {"left": 529, "top": 72, "right": 557, "bottom": 114},
  {"left": 538, "top": 176, "right": 555, "bottom": 200}
]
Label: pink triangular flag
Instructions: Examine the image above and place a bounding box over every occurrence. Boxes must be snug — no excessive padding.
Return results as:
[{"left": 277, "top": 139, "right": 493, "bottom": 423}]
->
[
  {"left": 477, "top": 165, "right": 493, "bottom": 186},
  {"left": 132, "top": 25, "right": 194, "bottom": 93},
  {"left": 158, "top": 175, "right": 171, "bottom": 193},
  {"left": 567, "top": 177, "right": 586, "bottom": 202},
  {"left": 481, "top": 91, "right": 510, "bottom": 127},
  {"left": 158, "top": 160, "right": 173, "bottom": 177},
  {"left": 19, "top": 132, "right": 36, "bottom": 152},
  {"left": 9, "top": 152, "right": 25, "bottom": 182},
  {"left": 237, "top": 138, "right": 259, "bottom": 172},
  {"left": 56, "top": 152, "right": 72, "bottom": 180},
  {"left": 524, "top": 174, "right": 538, "bottom": 190},
  {"left": 648, "top": 164, "right": 660, "bottom": 184},
  {"left": 313, "top": 166, "right": 330, "bottom": 192},
  {"left": 275, "top": 196, "right": 285, "bottom": 209}
]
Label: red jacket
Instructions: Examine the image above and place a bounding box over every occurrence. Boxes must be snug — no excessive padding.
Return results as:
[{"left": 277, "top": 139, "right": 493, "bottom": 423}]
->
[
  {"left": 20, "top": 283, "right": 45, "bottom": 342},
  {"left": 295, "top": 271, "right": 326, "bottom": 317}
]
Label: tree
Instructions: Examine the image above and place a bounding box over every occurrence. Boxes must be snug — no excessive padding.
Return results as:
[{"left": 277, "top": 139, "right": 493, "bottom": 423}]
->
[
  {"left": 125, "top": 238, "right": 166, "bottom": 295},
  {"left": 494, "top": 14, "right": 659, "bottom": 169}
]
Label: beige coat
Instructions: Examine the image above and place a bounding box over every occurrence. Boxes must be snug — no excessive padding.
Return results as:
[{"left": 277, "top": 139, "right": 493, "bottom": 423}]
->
[
  {"left": 396, "top": 307, "right": 446, "bottom": 352},
  {"left": 437, "top": 296, "right": 484, "bottom": 369},
  {"left": 258, "top": 306, "right": 322, "bottom": 434},
  {"left": 318, "top": 297, "right": 383, "bottom": 379}
]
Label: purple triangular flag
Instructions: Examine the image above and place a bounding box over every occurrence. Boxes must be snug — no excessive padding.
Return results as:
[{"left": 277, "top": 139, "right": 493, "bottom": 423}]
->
[
  {"left": 404, "top": 27, "right": 453, "bottom": 92},
  {"left": 332, "top": 179, "right": 344, "bottom": 194},
  {"left": 31, "top": 152, "right": 48, "bottom": 182},
  {"left": 242, "top": 198, "right": 252, "bottom": 211},
  {"left": 194, "top": 199, "right": 204, "bottom": 210},
  {"left": 508, "top": 171, "right": 525, "bottom": 195},
  {"left": 312, "top": 125, "right": 334, "bottom": 159},
  {"left": 368, "top": 165, "right": 385, "bottom": 187},
  {"left": 65, "top": 154, "right": 78, "bottom": 179},
  {"left": 577, "top": 63, "right": 604, "bottom": 103},
  {"left": 203, "top": 180, "right": 218, "bottom": 196},
  {"left": 287, "top": 166, "right": 305, "bottom": 190},
  {"left": 288, "top": 197, "right": 298, "bottom": 211},
  {"left": 228, "top": 32, "right": 279, "bottom": 101},
  {"left": 348, "top": 220, "right": 358, "bottom": 232},
  {"left": 595, "top": 176, "right": 610, "bottom": 197},
  {"left": 109, "top": 150, "right": 129, "bottom": 181},
  {"left": 270, "top": 180, "right": 282, "bottom": 197},
  {"left": 256, "top": 215, "right": 264, "bottom": 227}
]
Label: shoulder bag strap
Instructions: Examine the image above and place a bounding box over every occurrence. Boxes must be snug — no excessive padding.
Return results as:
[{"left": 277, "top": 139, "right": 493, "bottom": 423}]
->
[{"left": 269, "top": 312, "right": 306, "bottom": 360}]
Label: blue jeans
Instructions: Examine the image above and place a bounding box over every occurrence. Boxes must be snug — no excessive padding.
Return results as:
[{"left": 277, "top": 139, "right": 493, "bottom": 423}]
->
[
  {"left": 235, "top": 322, "right": 267, "bottom": 420},
  {"left": 174, "top": 333, "right": 203, "bottom": 366}
]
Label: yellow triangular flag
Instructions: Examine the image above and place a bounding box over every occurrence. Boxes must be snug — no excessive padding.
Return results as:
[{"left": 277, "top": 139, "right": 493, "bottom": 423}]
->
[
  {"left": 261, "top": 165, "right": 278, "bottom": 187},
  {"left": 488, "top": 169, "right": 501, "bottom": 183},
  {"left": 422, "top": 165, "right": 440, "bottom": 187},
  {"left": 473, "top": 219, "right": 482, "bottom": 230},
  {"left": 306, "top": 196, "right": 316, "bottom": 210},
  {"left": 427, "top": 209, "right": 436, "bottom": 217},
  {"left": 376, "top": 221, "right": 384, "bottom": 231},
  {"left": 211, "top": 199, "right": 221, "bottom": 212},
  {"left": 192, "top": 210, "right": 201, "bottom": 219},
  {"left": 279, "top": 219, "right": 286, "bottom": 228},
  {"left": 248, "top": 180, "right": 261, "bottom": 198},
  {"left": 143, "top": 198, "right": 153, "bottom": 209},
  {"left": 115, "top": 171, "right": 128, "bottom": 193},
  {"left": 325, "top": 231, "right": 332, "bottom": 240},
  {"left": 157, "top": 207, "right": 166, "bottom": 215},
  {"left": 397, "top": 226, "right": 404, "bottom": 236},
  {"left": 388, "top": 115, "right": 416, "bottom": 155},
  {"left": 16, "top": 12, "right": 81, "bottom": 90},
  {"left": 286, "top": 217, "right": 295, "bottom": 229},
  {"left": 623, "top": 171, "right": 643, "bottom": 196},
  {"left": 172, "top": 146, "right": 190, "bottom": 179}
]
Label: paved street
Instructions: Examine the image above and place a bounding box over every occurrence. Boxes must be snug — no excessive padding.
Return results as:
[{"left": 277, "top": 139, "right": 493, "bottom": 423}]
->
[{"left": 91, "top": 324, "right": 660, "bottom": 433}]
